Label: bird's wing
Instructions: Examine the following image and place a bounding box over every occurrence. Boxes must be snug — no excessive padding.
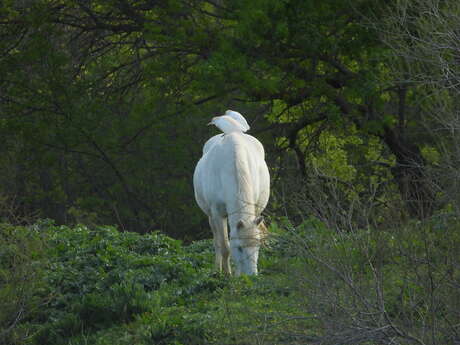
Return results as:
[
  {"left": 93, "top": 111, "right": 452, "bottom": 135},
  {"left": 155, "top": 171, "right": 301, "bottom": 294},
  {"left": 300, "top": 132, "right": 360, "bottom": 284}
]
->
[
  {"left": 225, "top": 110, "right": 250, "bottom": 131},
  {"left": 217, "top": 116, "right": 245, "bottom": 133}
]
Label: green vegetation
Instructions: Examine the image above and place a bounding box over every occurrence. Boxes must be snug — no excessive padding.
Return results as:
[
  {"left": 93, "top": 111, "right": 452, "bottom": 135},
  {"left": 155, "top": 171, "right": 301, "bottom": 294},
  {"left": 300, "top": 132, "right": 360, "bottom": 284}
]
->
[
  {"left": 0, "top": 222, "right": 303, "bottom": 345},
  {"left": 1, "top": 0, "right": 459, "bottom": 235},
  {"left": 1, "top": 219, "right": 459, "bottom": 344}
]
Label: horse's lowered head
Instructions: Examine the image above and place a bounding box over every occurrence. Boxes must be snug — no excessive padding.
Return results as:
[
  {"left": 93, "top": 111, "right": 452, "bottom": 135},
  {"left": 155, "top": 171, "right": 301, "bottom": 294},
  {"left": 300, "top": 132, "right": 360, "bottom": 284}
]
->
[{"left": 229, "top": 215, "right": 265, "bottom": 275}]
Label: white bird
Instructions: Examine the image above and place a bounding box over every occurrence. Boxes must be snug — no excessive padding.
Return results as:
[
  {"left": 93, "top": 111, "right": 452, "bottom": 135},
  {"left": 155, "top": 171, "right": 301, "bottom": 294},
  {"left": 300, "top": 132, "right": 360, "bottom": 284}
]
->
[
  {"left": 224, "top": 110, "right": 250, "bottom": 131},
  {"left": 208, "top": 115, "right": 247, "bottom": 134},
  {"left": 208, "top": 110, "right": 250, "bottom": 134}
]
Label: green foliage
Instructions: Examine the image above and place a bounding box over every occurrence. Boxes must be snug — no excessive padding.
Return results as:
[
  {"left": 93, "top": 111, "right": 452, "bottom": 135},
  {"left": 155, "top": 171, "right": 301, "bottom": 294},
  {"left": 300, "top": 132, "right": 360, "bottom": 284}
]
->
[
  {"left": 33, "top": 224, "right": 203, "bottom": 342},
  {"left": 0, "top": 222, "right": 218, "bottom": 344},
  {"left": 0, "top": 224, "right": 49, "bottom": 345},
  {"left": 2, "top": 218, "right": 460, "bottom": 344},
  {"left": 0, "top": 221, "right": 313, "bottom": 344},
  {"left": 271, "top": 215, "right": 460, "bottom": 344},
  {"left": 0, "top": 0, "right": 451, "bottom": 232}
]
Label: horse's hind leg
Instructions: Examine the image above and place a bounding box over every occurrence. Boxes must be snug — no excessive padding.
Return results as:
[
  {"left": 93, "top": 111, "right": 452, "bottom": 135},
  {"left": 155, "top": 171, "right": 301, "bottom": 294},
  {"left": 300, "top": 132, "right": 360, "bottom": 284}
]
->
[
  {"left": 209, "top": 216, "right": 222, "bottom": 271},
  {"left": 209, "top": 215, "right": 231, "bottom": 274}
]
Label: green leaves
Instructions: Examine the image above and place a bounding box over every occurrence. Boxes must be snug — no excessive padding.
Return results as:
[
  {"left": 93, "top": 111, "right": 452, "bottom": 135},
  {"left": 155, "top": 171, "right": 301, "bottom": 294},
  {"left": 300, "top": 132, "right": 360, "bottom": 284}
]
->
[
  {"left": 0, "top": 0, "right": 451, "bottom": 233},
  {"left": 2, "top": 223, "right": 216, "bottom": 344},
  {"left": 3, "top": 216, "right": 459, "bottom": 344}
]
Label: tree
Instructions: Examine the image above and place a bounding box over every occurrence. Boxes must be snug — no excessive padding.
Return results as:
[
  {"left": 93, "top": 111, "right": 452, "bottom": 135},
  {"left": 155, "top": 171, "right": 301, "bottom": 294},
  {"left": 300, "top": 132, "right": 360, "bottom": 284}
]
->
[
  {"left": 379, "top": 0, "right": 460, "bottom": 215},
  {"left": 0, "top": 0, "right": 217, "bottom": 235},
  {"left": 0, "top": 0, "right": 449, "bottom": 236}
]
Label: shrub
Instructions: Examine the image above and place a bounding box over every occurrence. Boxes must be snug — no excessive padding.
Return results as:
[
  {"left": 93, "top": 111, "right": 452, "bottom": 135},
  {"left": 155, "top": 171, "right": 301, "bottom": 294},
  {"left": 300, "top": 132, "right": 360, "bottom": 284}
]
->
[
  {"left": 0, "top": 224, "right": 49, "bottom": 345},
  {"left": 271, "top": 215, "right": 460, "bottom": 345},
  {"left": 0, "top": 222, "right": 222, "bottom": 345}
]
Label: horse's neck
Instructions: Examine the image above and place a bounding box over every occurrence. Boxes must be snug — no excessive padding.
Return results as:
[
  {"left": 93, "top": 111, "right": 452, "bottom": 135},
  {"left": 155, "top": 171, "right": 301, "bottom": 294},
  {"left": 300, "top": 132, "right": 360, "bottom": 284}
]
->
[{"left": 227, "top": 203, "right": 256, "bottom": 228}]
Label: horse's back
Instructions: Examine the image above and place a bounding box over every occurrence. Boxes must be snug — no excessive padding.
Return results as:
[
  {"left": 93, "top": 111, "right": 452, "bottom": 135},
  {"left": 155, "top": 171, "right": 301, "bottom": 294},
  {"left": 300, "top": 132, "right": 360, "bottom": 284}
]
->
[{"left": 193, "top": 133, "right": 269, "bottom": 216}]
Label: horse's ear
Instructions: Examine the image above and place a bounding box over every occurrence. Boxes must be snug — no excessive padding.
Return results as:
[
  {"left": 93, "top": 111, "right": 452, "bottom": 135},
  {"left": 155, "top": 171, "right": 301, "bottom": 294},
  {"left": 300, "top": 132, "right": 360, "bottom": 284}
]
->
[
  {"left": 237, "top": 220, "right": 245, "bottom": 230},
  {"left": 254, "top": 216, "right": 264, "bottom": 226}
]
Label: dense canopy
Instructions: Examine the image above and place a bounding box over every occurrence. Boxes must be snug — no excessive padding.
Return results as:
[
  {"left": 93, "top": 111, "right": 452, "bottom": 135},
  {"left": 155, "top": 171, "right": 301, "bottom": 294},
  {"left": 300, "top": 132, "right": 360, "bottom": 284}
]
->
[{"left": 1, "top": 0, "right": 459, "bottom": 236}]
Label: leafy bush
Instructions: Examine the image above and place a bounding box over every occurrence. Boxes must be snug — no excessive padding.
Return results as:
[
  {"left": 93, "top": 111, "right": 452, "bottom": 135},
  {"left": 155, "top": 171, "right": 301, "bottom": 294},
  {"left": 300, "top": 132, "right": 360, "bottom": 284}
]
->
[{"left": 0, "top": 222, "right": 227, "bottom": 345}]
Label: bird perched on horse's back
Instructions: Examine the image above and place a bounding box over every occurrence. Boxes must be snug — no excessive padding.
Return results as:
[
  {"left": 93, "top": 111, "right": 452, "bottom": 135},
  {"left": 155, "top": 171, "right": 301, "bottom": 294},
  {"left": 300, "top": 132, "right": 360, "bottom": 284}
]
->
[
  {"left": 224, "top": 110, "right": 250, "bottom": 131},
  {"left": 205, "top": 109, "right": 251, "bottom": 155},
  {"left": 207, "top": 109, "right": 250, "bottom": 135},
  {"left": 208, "top": 115, "right": 247, "bottom": 134}
]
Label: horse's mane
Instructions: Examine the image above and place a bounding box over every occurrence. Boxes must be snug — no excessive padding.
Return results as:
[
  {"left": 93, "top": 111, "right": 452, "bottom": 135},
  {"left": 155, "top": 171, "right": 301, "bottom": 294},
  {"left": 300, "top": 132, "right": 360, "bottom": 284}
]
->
[{"left": 231, "top": 136, "right": 256, "bottom": 216}]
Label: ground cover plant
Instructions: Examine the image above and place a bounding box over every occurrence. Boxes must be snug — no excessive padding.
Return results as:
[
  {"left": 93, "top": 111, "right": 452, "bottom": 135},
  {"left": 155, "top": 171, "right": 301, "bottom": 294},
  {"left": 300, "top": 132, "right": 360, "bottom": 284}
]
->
[
  {"left": 0, "top": 221, "right": 308, "bottom": 345},
  {"left": 1, "top": 222, "right": 214, "bottom": 345},
  {"left": 1, "top": 216, "right": 459, "bottom": 345}
]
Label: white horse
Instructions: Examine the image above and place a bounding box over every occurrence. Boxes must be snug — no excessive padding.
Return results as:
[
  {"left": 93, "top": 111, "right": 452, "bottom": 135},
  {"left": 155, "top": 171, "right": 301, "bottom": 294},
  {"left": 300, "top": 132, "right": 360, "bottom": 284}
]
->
[{"left": 193, "top": 132, "right": 270, "bottom": 275}]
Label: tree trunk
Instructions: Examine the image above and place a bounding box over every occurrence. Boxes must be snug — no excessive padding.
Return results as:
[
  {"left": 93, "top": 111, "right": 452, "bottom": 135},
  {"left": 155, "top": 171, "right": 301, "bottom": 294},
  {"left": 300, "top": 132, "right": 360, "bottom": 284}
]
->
[{"left": 383, "top": 127, "right": 435, "bottom": 219}]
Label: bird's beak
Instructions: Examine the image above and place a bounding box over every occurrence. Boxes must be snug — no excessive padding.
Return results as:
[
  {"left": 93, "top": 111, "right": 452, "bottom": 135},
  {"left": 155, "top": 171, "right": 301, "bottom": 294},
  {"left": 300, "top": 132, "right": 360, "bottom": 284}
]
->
[{"left": 207, "top": 121, "right": 213, "bottom": 126}]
